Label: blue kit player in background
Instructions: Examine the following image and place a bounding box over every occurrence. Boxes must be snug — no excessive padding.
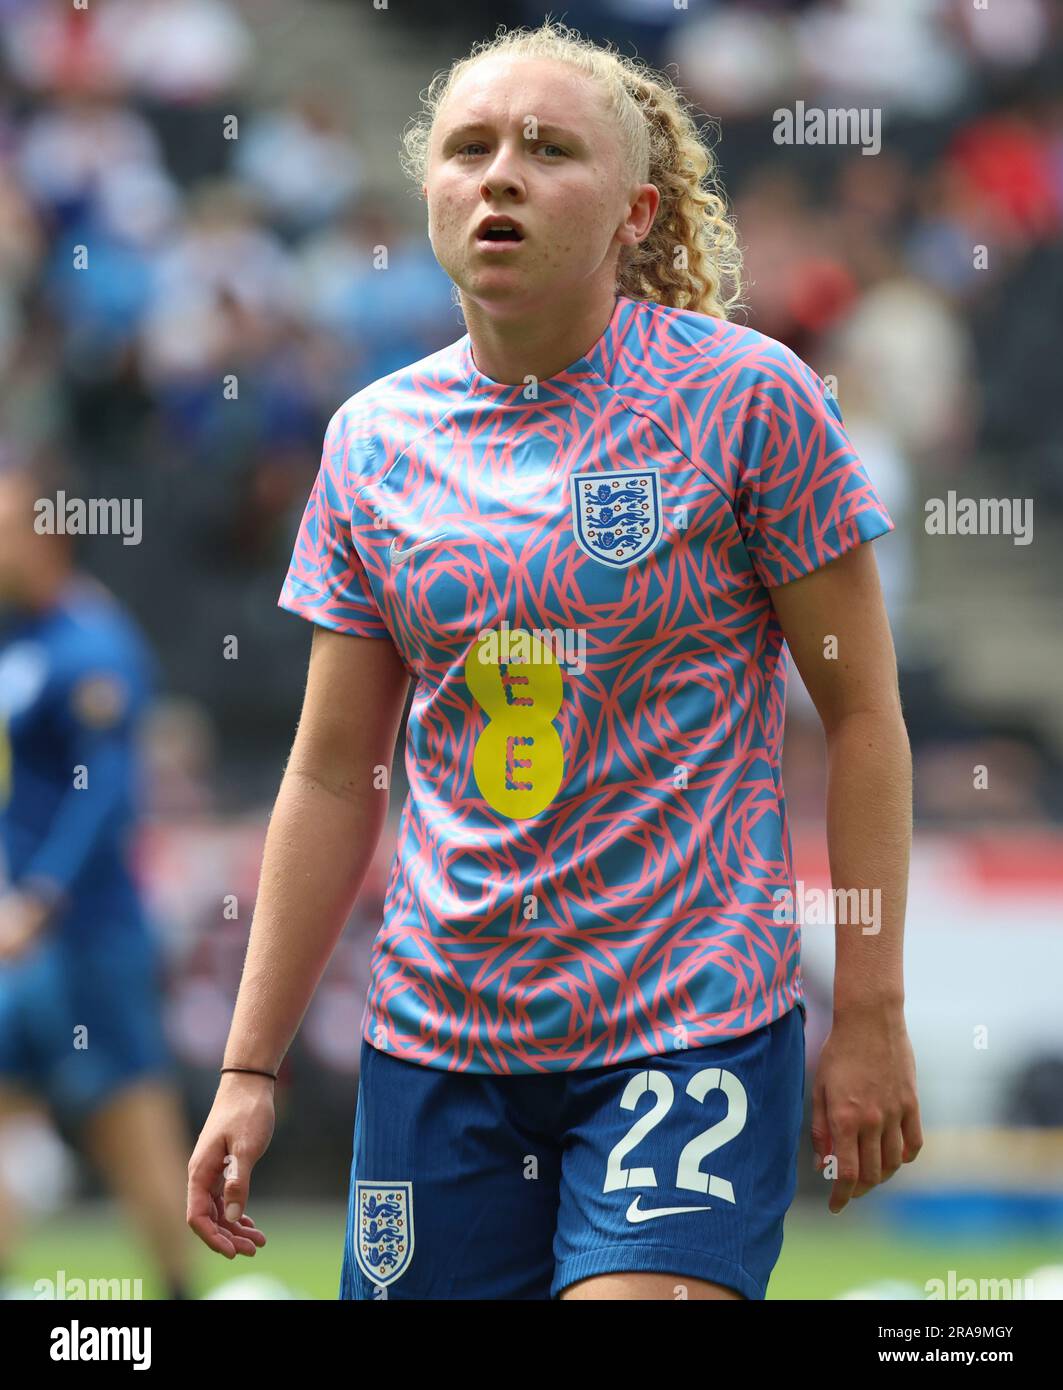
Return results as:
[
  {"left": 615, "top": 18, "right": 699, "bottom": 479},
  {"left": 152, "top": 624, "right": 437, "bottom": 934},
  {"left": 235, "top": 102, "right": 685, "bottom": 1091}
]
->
[{"left": 0, "top": 455, "right": 192, "bottom": 1300}]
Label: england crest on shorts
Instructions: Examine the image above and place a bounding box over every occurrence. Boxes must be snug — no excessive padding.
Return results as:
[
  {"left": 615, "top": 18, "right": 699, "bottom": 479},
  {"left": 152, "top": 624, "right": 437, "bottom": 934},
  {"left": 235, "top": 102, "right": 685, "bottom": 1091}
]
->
[
  {"left": 354, "top": 1181, "right": 414, "bottom": 1288},
  {"left": 570, "top": 467, "right": 662, "bottom": 568}
]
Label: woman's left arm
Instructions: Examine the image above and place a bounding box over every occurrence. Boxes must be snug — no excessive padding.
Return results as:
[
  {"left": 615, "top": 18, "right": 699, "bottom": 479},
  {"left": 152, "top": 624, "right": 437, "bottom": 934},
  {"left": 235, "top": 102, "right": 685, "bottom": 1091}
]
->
[{"left": 769, "top": 541, "right": 924, "bottom": 1213}]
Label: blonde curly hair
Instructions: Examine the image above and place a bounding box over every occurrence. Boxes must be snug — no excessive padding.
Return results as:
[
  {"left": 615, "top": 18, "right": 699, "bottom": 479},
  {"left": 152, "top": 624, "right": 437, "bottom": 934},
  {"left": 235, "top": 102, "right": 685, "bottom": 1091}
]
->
[{"left": 400, "top": 18, "right": 743, "bottom": 320}]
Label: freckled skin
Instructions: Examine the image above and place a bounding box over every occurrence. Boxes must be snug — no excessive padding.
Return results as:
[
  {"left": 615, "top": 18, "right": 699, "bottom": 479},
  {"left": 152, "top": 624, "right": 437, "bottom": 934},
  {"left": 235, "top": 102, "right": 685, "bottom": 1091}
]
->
[{"left": 421, "top": 55, "right": 660, "bottom": 383}]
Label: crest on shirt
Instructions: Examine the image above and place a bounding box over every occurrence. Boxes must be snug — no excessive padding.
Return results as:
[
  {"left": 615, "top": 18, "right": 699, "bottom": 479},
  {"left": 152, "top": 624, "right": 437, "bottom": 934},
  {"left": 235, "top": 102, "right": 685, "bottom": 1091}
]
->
[
  {"left": 71, "top": 673, "right": 128, "bottom": 729},
  {"left": 570, "top": 467, "right": 662, "bottom": 568},
  {"left": 354, "top": 1181, "right": 414, "bottom": 1288}
]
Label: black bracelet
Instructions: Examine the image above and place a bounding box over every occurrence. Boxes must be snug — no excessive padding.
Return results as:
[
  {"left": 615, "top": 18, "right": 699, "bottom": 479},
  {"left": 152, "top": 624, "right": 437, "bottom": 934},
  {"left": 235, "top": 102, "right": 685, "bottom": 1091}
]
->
[{"left": 220, "top": 1066, "right": 277, "bottom": 1081}]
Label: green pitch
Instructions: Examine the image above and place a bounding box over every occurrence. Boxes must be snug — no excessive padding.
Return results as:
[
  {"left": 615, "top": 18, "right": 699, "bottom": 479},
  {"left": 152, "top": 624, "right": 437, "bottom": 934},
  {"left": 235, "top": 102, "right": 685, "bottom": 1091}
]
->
[{"left": 6, "top": 1202, "right": 1061, "bottom": 1299}]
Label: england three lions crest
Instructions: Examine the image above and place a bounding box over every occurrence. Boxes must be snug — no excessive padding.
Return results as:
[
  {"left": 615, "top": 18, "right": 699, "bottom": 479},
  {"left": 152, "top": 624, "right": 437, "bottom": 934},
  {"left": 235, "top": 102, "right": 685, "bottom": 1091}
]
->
[
  {"left": 570, "top": 468, "right": 662, "bottom": 568},
  {"left": 354, "top": 1182, "right": 414, "bottom": 1288}
]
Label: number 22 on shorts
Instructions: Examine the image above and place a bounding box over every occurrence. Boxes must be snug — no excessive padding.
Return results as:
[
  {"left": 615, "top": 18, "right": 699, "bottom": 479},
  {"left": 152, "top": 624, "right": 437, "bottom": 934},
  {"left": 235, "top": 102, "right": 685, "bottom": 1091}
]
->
[{"left": 604, "top": 1067, "right": 748, "bottom": 1202}]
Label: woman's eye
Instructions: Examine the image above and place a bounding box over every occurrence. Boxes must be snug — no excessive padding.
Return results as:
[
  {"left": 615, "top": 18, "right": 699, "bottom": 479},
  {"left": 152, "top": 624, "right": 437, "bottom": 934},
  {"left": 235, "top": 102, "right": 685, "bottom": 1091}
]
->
[{"left": 455, "top": 142, "right": 567, "bottom": 159}]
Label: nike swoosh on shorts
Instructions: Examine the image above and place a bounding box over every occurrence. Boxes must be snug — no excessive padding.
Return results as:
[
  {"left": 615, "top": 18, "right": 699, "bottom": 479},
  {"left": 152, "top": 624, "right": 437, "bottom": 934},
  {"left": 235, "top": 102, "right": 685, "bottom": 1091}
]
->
[{"left": 625, "top": 1196, "right": 712, "bottom": 1223}]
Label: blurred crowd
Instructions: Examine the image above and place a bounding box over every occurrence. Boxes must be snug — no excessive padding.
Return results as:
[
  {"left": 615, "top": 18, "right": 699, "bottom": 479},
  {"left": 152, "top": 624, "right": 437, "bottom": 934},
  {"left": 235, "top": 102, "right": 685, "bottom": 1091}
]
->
[
  {"left": 1, "top": 0, "right": 1061, "bottom": 830},
  {"left": 0, "top": 0, "right": 1059, "bottom": 1185}
]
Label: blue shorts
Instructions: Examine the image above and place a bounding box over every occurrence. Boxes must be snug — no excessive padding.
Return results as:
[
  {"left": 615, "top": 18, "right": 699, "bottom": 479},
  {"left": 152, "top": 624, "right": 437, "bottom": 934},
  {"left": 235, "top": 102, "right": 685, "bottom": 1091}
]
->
[
  {"left": 0, "top": 928, "right": 174, "bottom": 1123},
  {"left": 340, "top": 1003, "right": 805, "bottom": 1299}
]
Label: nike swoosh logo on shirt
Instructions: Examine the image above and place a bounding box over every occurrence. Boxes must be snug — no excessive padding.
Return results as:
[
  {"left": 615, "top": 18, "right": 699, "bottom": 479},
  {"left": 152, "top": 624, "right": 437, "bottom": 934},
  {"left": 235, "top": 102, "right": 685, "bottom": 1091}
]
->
[
  {"left": 389, "top": 534, "right": 446, "bottom": 565},
  {"left": 625, "top": 1196, "right": 712, "bottom": 1223}
]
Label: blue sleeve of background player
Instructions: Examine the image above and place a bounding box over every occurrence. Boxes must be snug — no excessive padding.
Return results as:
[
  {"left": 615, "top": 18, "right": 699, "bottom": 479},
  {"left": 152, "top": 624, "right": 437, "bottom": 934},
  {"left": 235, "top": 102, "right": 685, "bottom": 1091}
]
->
[{"left": 17, "top": 636, "right": 151, "bottom": 907}]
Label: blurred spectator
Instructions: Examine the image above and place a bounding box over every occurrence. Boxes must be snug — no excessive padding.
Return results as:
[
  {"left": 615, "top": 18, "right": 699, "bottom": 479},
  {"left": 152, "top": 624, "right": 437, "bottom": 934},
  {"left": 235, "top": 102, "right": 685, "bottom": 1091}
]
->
[
  {"left": 828, "top": 265, "right": 976, "bottom": 466},
  {"left": 232, "top": 94, "right": 365, "bottom": 237},
  {"left": 103, "top": 0, "right": 251, "bottom": 104},
  {"left": 955, "top": 0, "right": 1051, "bottom": 72},
  {"left": 665, "top": 8, "right": 795, "bottom": 119},
  {"left": 915, "top": 737, "right": 1053, "bottom": 825},
  {"left": 945, "top": 107, "right": 1062, "bottom": 250},
  {"left": 15, "top": 93, "right": 170, "bottom": 228},
  {"left": 138, "top": 180, "right": 299, "bottom": 389},
  {"left": 795, "top": 0, "right": 969, "bottom": 117},
  {"left": 140, "top": 697, "right": 219, "bottom": 820},
  {"left": 2, "top": 0, "right": 250, "bottom": 103},
  {"left": 297, "top": 201, "right": 459, "bottom": 380}
]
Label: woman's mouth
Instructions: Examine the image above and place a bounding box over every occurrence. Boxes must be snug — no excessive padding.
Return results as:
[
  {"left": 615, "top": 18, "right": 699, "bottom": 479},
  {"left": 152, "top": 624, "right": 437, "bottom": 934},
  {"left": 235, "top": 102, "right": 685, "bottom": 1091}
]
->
[
  {"left": 475, "top": 234, "right": 526, "bottom": 252},
  {"left": 474, "top": 217, "right": 526, "bottom": 250}
]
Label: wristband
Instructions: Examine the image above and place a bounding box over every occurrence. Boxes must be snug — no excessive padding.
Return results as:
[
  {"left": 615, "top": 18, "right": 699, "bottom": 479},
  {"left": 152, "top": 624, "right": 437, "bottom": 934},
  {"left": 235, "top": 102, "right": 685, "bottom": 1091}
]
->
[{"left": 220, "top": 1066, "right": 277, "bottom": 1081}]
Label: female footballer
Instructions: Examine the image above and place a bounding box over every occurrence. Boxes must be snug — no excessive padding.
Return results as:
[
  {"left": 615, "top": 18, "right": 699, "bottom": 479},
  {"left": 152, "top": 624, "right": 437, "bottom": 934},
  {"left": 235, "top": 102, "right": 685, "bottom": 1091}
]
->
[{"left": 187, "top": 20, "right": 922, "bottom": 1300}]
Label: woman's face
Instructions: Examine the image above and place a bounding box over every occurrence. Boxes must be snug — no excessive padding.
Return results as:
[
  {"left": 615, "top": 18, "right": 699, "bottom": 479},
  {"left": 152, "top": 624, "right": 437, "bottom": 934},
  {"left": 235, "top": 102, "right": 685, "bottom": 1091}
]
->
[{"left": 423, "top": 56, "right": 648, "bottom": 313}]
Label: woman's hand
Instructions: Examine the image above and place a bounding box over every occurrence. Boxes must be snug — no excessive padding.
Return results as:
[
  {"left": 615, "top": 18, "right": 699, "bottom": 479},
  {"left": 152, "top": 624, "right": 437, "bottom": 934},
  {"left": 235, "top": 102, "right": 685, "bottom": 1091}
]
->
[
  {"left": 810, "top": 1003, "right": 923, "bottom": 1213},
  {"left": 186, "top": 1073, "right": 275, "bottom": 1257}
]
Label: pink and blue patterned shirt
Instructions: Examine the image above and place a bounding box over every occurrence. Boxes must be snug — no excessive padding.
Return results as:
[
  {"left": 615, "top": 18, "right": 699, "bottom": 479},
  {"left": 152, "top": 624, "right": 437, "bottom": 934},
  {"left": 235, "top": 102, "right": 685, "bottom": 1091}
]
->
[{"left": 279, "top": 293, "right": 893, "bottom": 1074}]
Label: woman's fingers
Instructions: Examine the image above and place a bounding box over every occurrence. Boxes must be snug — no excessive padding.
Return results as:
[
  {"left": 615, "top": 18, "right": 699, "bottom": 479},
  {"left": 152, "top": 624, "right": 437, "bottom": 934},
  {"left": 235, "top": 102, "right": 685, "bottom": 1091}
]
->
[
  {"left": 207, "top": 1192, "right": 260, "bottom": 1256},
  {"left": 186, "top": 1180, "right": 238, "bottom": 1258},
  {"left": 187, "top": 1140, "right": 262, "bottom": 1257},
  {"left": 213, "top": 1200, "right": 267, "bottom": 1250}
]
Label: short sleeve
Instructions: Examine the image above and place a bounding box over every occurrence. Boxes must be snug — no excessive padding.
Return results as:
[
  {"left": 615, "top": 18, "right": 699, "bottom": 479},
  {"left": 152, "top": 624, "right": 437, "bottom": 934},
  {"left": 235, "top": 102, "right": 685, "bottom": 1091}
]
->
[
  {"left": 60, "top": 619, "right": 153, "bottom": 739},
  {"left": 278, "top": 408, "right": 391, "bottom": 637},
  {"left": 736, "top": 342, "right": 894, "bottom": 588}
]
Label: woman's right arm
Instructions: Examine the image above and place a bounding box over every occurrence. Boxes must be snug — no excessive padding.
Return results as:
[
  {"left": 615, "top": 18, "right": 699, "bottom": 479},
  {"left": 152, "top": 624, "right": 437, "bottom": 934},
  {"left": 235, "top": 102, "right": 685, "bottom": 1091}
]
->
[{"left": 186, "top": 624, "right": 411, "bottom": 1258}]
